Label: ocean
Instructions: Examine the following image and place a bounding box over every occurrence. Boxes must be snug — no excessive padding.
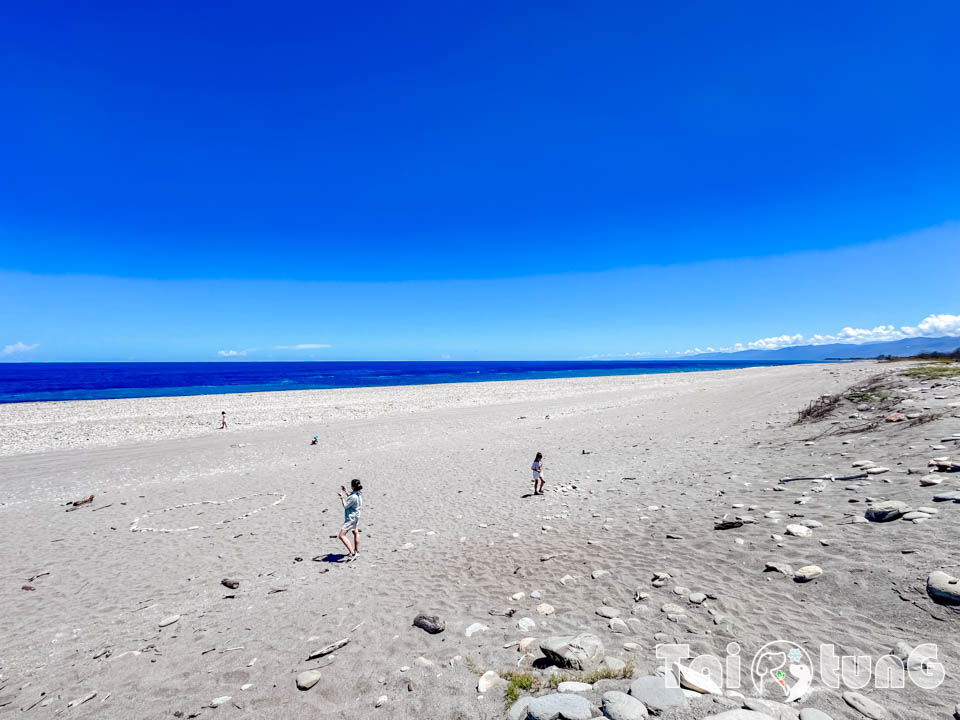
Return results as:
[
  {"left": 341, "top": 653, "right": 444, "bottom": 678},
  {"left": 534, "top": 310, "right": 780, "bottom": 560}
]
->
[{"left": 0, "top": 360, "right": 807, "bottom": 404}]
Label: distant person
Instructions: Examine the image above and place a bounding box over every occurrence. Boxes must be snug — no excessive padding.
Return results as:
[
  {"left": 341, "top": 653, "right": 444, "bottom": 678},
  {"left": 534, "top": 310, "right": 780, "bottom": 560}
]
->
[
  {"left": 337, "top": 479, "right": 363, "bottom": 558},
  {"left": 219, "top": 411, "right": 227, "bottom": 430},
  {"left": 531, "top": 452, "right": 545, "bottom": 495}
]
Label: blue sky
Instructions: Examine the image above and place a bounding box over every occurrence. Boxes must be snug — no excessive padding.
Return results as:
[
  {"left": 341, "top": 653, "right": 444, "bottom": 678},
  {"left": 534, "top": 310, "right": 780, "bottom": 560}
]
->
[{"left": 1, "top": 2, "right": 958, "bottom": 360}]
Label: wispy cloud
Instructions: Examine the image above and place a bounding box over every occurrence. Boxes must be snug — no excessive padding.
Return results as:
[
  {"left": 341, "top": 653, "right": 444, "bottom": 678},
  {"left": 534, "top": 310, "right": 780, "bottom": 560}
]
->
[
  {"left": 1, "top": 341, "right": 39, "bottom": 356},
  {"left": 217, "top": 349, "right": 247, "bottom": 357},
  {"left": 276, "top": 343, "right": 331, "bottom": 350}
]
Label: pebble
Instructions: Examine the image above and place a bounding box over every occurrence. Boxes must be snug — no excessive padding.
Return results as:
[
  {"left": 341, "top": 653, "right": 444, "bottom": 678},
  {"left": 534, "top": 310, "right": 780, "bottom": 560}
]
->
[
  {"left": 512, "top": 592, "right": 526, "bottom": 601},
  {"left": 240, "top": 684, "right": 252, "bottom": 691},
  {"left": 675, "top": 663, "right": 722, "bottom": 694},
  {"left": 702, "top": 712, "right": 777, "bottom": 720},
  {"left": 784, "top": 524, "right": 812, "bottom": 537},
  {"left": 602, "top": 656, "right": 626, "bottom": 672},
  {"left": 601, "top": 690, "right": 649, "bottom": 720},
  {"left": 794, "top": 565, "right": 823, "bottom": 582},
  {"left": 211, "top": 696, "right": 232, "bottom": 706},
  {"left": 596, "top": 606, "right": 621, "bottom": 618},
  {"left": 927, "top": 570, "right": 960, "bottom": 605},
  {"left": 609, "top": 618, "right": 629, "bottom": 633},
  {"left": 375, "top": 695, "right": 387, "bottom": 708},
  {"left": 526, "top": 692, "right": 594, "bottom": 720},
  {"left": 557, "top": 681, "right": 593, "bottom": 693},
  {"left": 537, "top": 602, "right": 555, "bottom": 615},
  {"left": 158, "top": 614, "right": 180, "bottom": 628},
  {"left": 592, "top": 569, "right": 611, "bottom": 579},
  {"left": 296, "top": 670, "right": 322, "bottom": 690},
  {"left": 559, "top": 574, "right": 575, "bottom": 586},
  {"left": 842, "top": 691, "right": 891, "bottom": 719},
  {"left": 688, "top": 592, "right": 707, "bottom": 604},
  {"left": 764, "top": 562, "right": 793, "bottom": 575},
  {"left": 477, "top": 670, "right": 503, "bottom": 693},
  {"left": 412, "top": 614, "right": 445, "bottom": 634},
  {"left": 517, "top": 617, "right": 537, "bottom": 632},
  {"left": 672, "top": 586, "right": 690, "bottom": 595},
  {"left": 865, "top": 501, "right": 910, "bottom": 522},
  {"left": 866, "top": 467, "right": 890, "bottom": 475}
]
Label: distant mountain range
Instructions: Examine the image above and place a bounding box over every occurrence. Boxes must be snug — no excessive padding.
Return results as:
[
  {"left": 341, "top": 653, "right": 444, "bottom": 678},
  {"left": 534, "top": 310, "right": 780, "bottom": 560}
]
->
[{"left": 691, "top": 336, "right": 960, "bottom": 361}]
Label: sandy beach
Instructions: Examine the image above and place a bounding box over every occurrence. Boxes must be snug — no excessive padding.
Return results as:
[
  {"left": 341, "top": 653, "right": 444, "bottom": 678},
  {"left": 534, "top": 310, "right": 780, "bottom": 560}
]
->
[{"left": 2, "top": 361, "right": 959, "bottom": 720}]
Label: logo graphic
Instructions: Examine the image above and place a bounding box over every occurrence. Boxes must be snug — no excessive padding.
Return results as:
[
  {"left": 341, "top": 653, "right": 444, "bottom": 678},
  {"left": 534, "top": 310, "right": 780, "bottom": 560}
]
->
[{"left": 751, "top": 641, "right": 814, "bottom": 701}]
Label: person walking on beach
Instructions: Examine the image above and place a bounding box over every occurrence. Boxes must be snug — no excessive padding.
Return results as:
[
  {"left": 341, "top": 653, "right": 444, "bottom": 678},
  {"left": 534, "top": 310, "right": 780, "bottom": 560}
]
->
[
  {"left": 531, "top": 452, "right": 545, "bottom": 495},
  {"left": 337, "top": 479, "right": 363, "bottom": 558},
  {"left": 219, "top": 411, "right": 227, "bottom": 429}
]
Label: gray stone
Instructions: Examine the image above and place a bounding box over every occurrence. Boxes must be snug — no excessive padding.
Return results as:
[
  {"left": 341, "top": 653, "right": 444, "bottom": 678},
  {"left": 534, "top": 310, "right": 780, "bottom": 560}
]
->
[
  {"left": 625, "top": 618, "right": 645, "bottom": 634},
  {"left": 158, "top": 614, "right": 180, "bottom": 628},
  {"left": 702, "top": 711, "right": 775, "bottom": 720},
  {"left": 412, "top": 614, "right": 445, "bottom": 634},
  {"left": 526, "top": 692, "right": 595, "bottom": 720},
  {"left": 798, "top": 710, "right": 833, "bottom": 720},
  {"left": 596, "top": 606, "right": 620, "bottom": 619},
  {"left": 764, "top": 562, "right": 794, "bottom": 575},
  {"left": 540, "top": 634, "right": 605, "bottom": 670},
  {"left": 927, "top": 570, "right": 960, "bottom": 605},
  {"left": 557, "top": 681, "right": 593, "bottom": 693},
  {"left": 661, "top": 602, "right": 685, "bottom": 615},
  {"left": 865, "top": 501, "right": 910, "bottom": 522},
  {"left": 631, "top": 604, "right": 654, "bottom": 618},
  {"left": 602, "top": 656, "right": 626, "bottom": 672},
  {"left": 609, "top": 618, "right": 629, "bottom": 634},
  {"left": 517, "top": 617, "right": 537, "bottom": 632},
  {"left": 296, "top": 670, "right": 322, "bottom": 690},
  {"left": 628, "top": 676, "right": 686, "bottom": 713},
  {"left": 842, "top": 691, "right": 890, "bottom": 719},
  {"left": 508, "top": 697, "right": 533, "bottom": 720},
  {"left": 465, "top": 622, "right": 488, "bottom": 637},
  {"left": 477, "top": 670, "right": 503, "bottom": 693},
  {"left": 794, "top": 565, "right": 822, "bottom": 582},
  {"left": 784, "top": 524, "right": 812, "bottom": 537},
  {"left": 688, "top": 592, "right": 707, "bottom": 604},
  {"left": 933, "top": 490, "right": 960, "bottom": 502},
  {"left": 743, "top": 697, "right": 799, "bottom": 720},
  {"left": 601, "top": 690, "right": 648, "bottom": 720}
]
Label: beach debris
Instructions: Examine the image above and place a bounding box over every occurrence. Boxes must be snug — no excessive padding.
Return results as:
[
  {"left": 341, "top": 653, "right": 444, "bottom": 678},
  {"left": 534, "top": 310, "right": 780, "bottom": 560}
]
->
[
  {"left": 66, "top": 692, "right": 97, "bottom": 708},
  {"left": 306, "top": 637, "right": 350, "bottom": 661},
  {"left": 210, "top": 696, "right": 232, "bottom": 707},
  {"left": 267, "top": 588, "right": 287, "bottom": 594},
  {"left": 794, "top": 565, "right": 823, "bottom": 583},
  {"left": 713, "top": 520, "right": 743, "bottom": 531},
  {"left": 375, "top": 695, "right": 387, "bottom": 708},
  {"left": 412, "top": 614, "right": 445, "bottom": 634},
  {"left": 159, "top": 614, "right": 180, "bottom": 628},
  {"left": 842, "top": 691, "right": 891, "bottom": 719},
  {"left": 526, "top": 692, "right": 594, "bottom": 720},
  {"left": 539, "top": 633, "right": 604, "bottom": 670},
  {"left": 464, "top": 622, "right": 488, "bottom": 637},
  {"left": 21, "top": 584, "right": 35, "bottom": 591},
  {"left": 487, "top": 608, "right": 516, "bottom": 617},
  {"left": 477, "top": 670, "right": 504, "bottom": 693},
  {"left": 220, "top": 578, "right": 240, "bottom": 590},
  {"left": 296, "top": 671, "right": 322, "bottom": 691},
  {"left": 67, "top": 494, "right": 95, "bottom": 508},
  {"left": 927, "top": 571, "right": 960, "bottom": 605},
  {"left": 865, "top": 501, "right": 910, "bottom": 522}
]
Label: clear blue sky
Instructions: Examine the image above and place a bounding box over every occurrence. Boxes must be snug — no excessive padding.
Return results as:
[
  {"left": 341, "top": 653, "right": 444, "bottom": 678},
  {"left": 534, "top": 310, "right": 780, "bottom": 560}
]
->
[{"left": 1, "top": 2, "right": 958, "bottom": 360}]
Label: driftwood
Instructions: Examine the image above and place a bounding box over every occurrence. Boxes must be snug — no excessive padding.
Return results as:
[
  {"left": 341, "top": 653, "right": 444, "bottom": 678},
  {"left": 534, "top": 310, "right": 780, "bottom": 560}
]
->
[
  {"left": 306, "top": 637, "right": 350, "bottom": 661},
  {"left": 69, "top": 494, "right": 94, "bottom": 507},
  {"left": 780, "top": 472, "right": 868, "bottom": 484}
]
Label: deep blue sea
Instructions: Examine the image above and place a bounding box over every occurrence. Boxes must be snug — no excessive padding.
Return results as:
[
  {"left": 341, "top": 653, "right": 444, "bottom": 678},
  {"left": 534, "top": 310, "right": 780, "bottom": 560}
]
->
[{"left": 0, "top": 360, "right": 806, "bottom": 404}]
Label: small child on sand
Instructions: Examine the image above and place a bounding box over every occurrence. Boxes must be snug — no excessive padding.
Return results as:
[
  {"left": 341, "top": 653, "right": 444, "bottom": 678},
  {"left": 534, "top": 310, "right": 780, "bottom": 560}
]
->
[
  {"left": 337, "top": 479, "right": 363, "bottom": 558},
  {"left": 219, "top": 411, "right": 227, "bottom": 429},
  {"left": 531, "top": 452, "right": 545, "bottom": 495}
]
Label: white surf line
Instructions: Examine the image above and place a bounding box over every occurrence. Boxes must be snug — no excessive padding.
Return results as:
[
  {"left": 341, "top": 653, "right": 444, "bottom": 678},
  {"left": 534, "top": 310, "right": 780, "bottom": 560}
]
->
[{"left": 129, "top": 491, "right": 286, "bottom": 533}]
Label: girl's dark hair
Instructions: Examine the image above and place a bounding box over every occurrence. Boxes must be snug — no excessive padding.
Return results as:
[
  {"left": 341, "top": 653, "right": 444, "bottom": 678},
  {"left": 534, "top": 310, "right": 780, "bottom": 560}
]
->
[
  {"left": 535, "top": 452, "right": 543, "bottom": 461},
  {"left": 351, "top": 478, "right": 363, "bottom": 492}
]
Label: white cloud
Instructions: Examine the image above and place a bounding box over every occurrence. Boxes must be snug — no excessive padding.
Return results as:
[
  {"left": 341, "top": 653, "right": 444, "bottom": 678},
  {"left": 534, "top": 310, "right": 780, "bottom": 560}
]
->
[
  {"left": 690, "top": 312, "right": 960, "bottom": 354},
  {"left": 1, "top": 341, "right": 38, "bottom": 356},
  {"left": 276, "top": 343, "right": 331, "bottom": 350},
  {"left": 217, "top": 349, "right": 247, "bottom": 357}
]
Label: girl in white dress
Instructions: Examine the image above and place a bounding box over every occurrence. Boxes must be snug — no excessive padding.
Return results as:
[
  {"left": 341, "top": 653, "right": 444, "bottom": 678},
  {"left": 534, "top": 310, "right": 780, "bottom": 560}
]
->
[{"left": 531, "top": 452, "right": 545, "bottom": 495}]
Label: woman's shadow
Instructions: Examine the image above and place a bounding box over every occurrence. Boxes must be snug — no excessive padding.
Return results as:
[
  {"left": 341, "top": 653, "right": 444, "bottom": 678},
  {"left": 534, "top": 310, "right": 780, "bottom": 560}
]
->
[{"left": 314, "top": 553, "right": 350, "bottom": 563}]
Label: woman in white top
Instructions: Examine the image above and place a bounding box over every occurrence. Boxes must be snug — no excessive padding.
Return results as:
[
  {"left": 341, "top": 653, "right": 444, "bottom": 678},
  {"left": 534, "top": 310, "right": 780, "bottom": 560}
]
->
[
  {"left": 531, "top": 452, "right": 545, "bottom": 495},
  {"left": 337, "top": 478, "right": 363, "bottom": 558}
]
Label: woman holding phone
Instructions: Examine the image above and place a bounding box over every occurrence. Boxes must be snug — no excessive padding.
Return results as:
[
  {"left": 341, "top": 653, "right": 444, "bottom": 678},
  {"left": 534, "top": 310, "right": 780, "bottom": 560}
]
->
[{"left": 337, "top": 479, "right": 363, "bottom": 558}]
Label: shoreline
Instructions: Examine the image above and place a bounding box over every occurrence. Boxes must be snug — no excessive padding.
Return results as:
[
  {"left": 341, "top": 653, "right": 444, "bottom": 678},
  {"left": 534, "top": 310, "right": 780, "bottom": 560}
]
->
[{"left": 0, "top": 363, "right": 832, "bottom": 458}]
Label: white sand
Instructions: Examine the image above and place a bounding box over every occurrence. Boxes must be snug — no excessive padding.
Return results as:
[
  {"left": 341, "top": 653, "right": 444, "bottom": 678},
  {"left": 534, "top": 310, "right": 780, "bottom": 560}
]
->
[{"left": 1, "top": 362, "right": 958, "bottom": 719}]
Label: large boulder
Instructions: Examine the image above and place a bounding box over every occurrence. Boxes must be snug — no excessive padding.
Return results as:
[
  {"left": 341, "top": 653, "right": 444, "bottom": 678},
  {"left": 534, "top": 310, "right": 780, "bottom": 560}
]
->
[{"left": 539, "top": 634, "right": 604, "bottom": 671}]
